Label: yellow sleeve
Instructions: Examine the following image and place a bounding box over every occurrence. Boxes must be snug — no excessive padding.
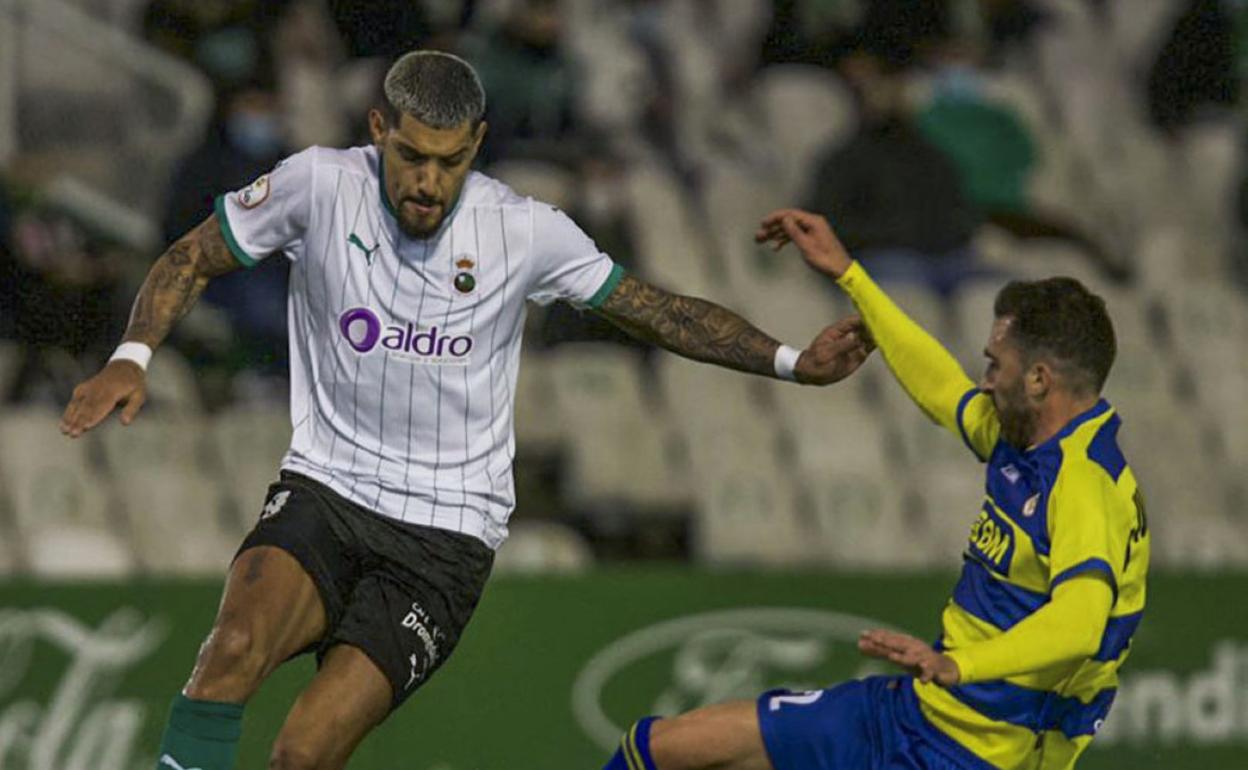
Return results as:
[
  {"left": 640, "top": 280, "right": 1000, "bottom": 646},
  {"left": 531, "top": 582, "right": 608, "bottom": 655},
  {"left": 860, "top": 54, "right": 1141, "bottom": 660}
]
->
[
  {"left": 1047, "top": 466, "right": 1129, "bottom": 602},
  {"left": 946, "top": 576, "right": 1113, "bottom": 683},
  {"left": 836, "top": 261, "right": 1000, "bottom": 460}
]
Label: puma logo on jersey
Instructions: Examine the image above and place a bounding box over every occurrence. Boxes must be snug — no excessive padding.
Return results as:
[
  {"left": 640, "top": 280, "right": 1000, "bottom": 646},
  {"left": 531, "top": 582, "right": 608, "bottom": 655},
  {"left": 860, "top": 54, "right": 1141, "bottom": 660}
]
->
[
  {"left": 348, "top": 233, "right": 380, "bottom": 264},
  {"left": 160, "top": 755, "right": 203, "bottom": 770}
]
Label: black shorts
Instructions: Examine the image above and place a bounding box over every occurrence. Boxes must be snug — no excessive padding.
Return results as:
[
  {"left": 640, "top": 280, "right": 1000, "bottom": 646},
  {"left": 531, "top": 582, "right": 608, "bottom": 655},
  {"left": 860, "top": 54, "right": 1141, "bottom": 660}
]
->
[{"left": 237, "top": 471, "right": 494, "bottom": 710}]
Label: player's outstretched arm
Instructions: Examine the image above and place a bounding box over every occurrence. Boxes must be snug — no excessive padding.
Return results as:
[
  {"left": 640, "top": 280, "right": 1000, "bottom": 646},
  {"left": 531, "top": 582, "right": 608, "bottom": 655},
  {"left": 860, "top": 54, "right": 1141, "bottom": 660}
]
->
[
  {"left": 757, "top": 209, "right": 998, "bottom": 456},
  {"left": 859, "top": 574, "right": 1113, "bottom": 686},
  {"left": 60, "top": 216, "right": 241, "bottom": 437},
  {"left": 594, "top": 273, "right": 873, "bottom": 385}
]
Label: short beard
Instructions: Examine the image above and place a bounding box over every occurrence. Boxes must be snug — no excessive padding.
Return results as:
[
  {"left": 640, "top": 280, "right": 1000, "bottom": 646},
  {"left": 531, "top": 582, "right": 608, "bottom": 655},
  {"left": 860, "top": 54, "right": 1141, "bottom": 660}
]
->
[
  {"left": 398, "top": 216, "right": 440, "bottom": 239},
  {"left": 998, "top": 397, "right": 1037, "bottom": 450},
  {"left": 1000, "top": 410, "right": 1036, "bottom": 450}
]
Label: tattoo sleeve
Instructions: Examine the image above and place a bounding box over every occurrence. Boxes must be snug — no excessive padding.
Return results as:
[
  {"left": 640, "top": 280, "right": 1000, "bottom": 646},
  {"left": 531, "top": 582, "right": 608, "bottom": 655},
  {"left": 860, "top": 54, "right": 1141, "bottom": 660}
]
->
[
  {"left": 123, "top": 215, "right": 241, "bottom": 348},
  {"left": 595, "top": 274, "right": 780, "bottom": 377}
]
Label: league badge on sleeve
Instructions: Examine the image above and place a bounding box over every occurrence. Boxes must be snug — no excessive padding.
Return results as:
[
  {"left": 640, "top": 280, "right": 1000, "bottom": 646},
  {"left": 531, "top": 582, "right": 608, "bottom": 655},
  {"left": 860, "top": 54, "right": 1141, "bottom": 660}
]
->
[
  {"left": 453, "top": 257, "right": 477, "bottom": 294},
  {"left": 237, "top": 174, "right": 271, "bottom": 209}
]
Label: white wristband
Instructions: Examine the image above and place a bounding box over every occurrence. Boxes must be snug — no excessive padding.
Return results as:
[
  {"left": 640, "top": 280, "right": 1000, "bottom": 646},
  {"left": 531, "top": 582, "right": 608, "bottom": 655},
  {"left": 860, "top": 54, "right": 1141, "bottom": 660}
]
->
[
  {"left": 774, "top": 344, "right": 801, "bottom": 382},
  {"left": 109, "top": 342, "right": 153, "bottom": 372}
]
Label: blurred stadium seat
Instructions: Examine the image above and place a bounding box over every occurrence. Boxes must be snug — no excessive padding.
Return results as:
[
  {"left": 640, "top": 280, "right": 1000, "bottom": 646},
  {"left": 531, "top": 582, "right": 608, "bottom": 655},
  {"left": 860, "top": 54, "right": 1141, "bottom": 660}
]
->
[
  {"left": 548, "top": 346, "right": 687, "bottom": 511},
  {"left": 0, "top": 341, "right": 19, "bottom": 398},
  {"left": 1161, "top": 281, "right": 1248, "bottom": 416},
  {"left": 143, "top": 347, "right": 204, "bottom": 414},
  {"left": 209, "top": 405, "right": 293, "bottom": 528},
  {"left": 1118, "top": 410, "right": 1233, "bottom": 567},
  {"left": 701, "top": 162, "right": 850, "bottom": 343},
  {"left": 488, "top": 160, "right": 578, "bottom": 212},
  {"left": 99, "top": 416, "right": 242, "bottom": 574},
  {"left": 657, "top": 356, "right": 809, "bottom": 564},
  {"left": 492, "top": 520, "right": 594, "bottom": 574},
  {"left": 750, "top": 64, "right": 856, "bottom": 202},
  {"left": 950, "top": 278, "right": 1000, "bottom": 372},
  {"left": 1, "top": 0, "right": 211, "bottom": 236},
  {"left": 0, "top": 408, "right": 135, "bottom": 576},
  {"left": 513, "top": 350, "right": 567, "bottom": 454},
  {"left": 625, "top": 163, "right": 715, "bottom": 296}
]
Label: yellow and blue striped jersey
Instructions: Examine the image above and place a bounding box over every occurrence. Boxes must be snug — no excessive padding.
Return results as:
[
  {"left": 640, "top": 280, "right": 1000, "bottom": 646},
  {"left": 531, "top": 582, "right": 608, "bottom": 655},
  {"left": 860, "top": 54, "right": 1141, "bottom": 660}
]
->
[{"left": 836, "top": 262, "right": 1149, "bottom": 770}]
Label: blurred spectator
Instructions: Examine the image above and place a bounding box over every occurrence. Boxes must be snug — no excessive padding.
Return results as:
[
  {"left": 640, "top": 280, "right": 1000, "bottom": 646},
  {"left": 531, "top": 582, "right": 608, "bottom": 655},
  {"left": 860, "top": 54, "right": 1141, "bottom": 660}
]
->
[
  {"left": 805, "top": 51, "right": 985, "bottom": 296},
  {"left": 915, "top": 34, "right": 1128, "bottom": 281},
  {"left": 760, "top": 0, "right": 863, "bottom": 68},
  {"left": 1147, "top": 0, "right": 1235, "bottom": 134},
  {"left": 142, "top": 0, "right": 293, "bottom": 93},
  {"left": 162, "top": 82, "right": 292, "bottom": 378},
  {"left": 0, "top": 178, "right": 126, "bottom": 403},
  {"left": 328, "top": 0, "right": 475, "bottom": 57},
  {"left": 465, "top": 0, "right": 581, "bottom": 165}
]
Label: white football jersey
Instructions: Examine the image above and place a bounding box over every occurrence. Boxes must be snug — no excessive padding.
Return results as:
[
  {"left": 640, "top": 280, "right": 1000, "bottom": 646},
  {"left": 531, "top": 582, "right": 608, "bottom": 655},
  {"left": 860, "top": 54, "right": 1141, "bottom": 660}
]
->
[{"left": 215, "top": 145, "right": 621, "bottom": 548}]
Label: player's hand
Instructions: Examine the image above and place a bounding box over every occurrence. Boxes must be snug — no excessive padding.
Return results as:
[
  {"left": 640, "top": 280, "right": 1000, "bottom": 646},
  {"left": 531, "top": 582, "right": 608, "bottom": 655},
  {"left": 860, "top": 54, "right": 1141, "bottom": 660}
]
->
[
  {"left": 794, "top": 315, "right": 875, "bottom": 386},
  {"left": 755, "top": 209, "right": 854, "bottom": 279},
  {"left": 858, "top": 629, "right": 961, "bottom": 687},
  {"left": 59, "top": 360, "right": 148, "bottom": 438}
]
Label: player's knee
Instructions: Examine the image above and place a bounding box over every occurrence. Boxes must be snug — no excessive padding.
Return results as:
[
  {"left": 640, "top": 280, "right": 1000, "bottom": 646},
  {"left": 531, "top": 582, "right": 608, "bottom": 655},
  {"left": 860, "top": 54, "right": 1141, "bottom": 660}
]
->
[
  {"left": 185, "top": 622, "right": 271, "bottom": 700},
  {"left": 268, "top": 739, "right": 325, "bottom": 770}
]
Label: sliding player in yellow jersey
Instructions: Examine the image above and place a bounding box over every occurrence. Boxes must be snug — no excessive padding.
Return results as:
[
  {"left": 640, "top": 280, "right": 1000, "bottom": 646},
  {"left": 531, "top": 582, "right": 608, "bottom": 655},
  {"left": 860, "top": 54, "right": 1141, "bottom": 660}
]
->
[{"left": 598, "top": 209, "right": 1148, "bottom": 770}]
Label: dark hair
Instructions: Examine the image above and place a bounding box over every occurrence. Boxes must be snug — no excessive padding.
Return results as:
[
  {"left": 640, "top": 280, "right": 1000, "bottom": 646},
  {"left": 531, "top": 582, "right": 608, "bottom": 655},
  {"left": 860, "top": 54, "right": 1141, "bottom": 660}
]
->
[
  {"left": 382, "top": 50, "right": 485, "bottom": 130},
  {"left": 993, "top": 277, "right": 1116, "bottom": 393}
]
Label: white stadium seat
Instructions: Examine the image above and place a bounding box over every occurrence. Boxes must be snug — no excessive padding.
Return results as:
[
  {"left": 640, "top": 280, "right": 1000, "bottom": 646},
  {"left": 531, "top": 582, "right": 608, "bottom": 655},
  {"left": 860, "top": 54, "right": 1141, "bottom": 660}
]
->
[
  {"left": 0, "top": 408, "right": 135, "bottom": 577},
  {"left": 492, "top": 520, "right": 595, "bottom": 575},
  {"left": 487, "top": 160, "right": 578, "bottom": 212},
  {"left": 512, "top": 349, "right": 567, "bottom": 454},
  {"left": 548, "top": 346, "right": 688, "bottom": 511},
  {"left": 209, "top": 405, "right": 293, "bottom": 530},
  {"left": 100, "top": 416, "right": 240, "bottom": 574},
  {"left": 625, "top": 163, "right": 715, "bottom": 296},
  {"left": 657, "top": 356, "right": 811, "bottom": 564},
  {"left": 750, "top": 64, "right": 857, "bottom": 201},
  {"left": 143, "top": 347, "right": 204, "bottom": 414}
]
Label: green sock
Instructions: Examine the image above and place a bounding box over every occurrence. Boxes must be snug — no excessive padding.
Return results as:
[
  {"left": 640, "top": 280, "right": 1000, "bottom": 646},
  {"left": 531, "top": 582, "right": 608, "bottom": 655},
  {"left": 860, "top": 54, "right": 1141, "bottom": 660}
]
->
[{"left": 155, "top": 694, "right": 244, "bottom": 770}]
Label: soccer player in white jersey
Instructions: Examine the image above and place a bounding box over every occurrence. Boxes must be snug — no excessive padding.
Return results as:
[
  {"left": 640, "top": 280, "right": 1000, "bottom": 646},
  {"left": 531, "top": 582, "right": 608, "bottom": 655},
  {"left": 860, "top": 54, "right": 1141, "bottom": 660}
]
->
[{"left": 59, "top": 51, "right": 873, "bottom": 770}]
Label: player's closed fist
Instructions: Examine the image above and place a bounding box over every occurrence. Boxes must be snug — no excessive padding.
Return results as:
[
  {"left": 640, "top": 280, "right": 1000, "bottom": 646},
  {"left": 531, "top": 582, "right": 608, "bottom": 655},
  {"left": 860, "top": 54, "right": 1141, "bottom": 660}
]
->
[
  {"left": 60, "top": 360, "right": 148, "bottom": 437},
  {"left": 795, "top": 315, "right": 875, "bottom": 386}
]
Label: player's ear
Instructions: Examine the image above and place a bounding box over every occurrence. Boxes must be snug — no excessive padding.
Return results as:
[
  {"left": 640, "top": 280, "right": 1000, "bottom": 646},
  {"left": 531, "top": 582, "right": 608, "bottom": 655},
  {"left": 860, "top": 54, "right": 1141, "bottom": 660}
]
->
[
  {"left": 368, "top": 108, "right": 389, "bottom": 148},
  {"left": 471, "top": 120, "right": 487, "bottom": 155},
  {"left": 1027, "top": 361, "right": 1052, "bottom": 400}
]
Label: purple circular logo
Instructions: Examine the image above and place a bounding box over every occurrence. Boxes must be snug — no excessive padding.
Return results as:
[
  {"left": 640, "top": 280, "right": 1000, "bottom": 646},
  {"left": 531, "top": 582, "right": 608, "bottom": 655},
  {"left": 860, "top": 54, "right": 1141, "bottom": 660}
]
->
[{"left": 339, "top": 307, "right": 382, "bottom": 353}]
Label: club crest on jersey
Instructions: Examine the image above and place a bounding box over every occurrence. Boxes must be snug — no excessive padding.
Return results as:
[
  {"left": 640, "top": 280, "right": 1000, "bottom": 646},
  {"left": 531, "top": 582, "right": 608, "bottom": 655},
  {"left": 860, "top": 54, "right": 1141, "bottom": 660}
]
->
[
  {"left": 339, "top": 307, "right": 473, "bottom": 365},
  {"left": 454, "top": 257, "right": 476, "bottom": 294},
  {"left": 236, "top": 174, "right": 270, "bottom": 209},
  {"left": 1022, "top": 494, "right": 1040, "bottom": 517}
]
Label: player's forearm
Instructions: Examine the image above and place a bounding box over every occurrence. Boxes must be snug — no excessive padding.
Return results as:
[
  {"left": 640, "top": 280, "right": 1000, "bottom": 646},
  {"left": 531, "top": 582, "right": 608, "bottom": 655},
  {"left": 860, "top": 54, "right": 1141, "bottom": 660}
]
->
[
  {"left": 597, "top": 275, "right": 780, "bottom": 377},
  {"left": 835, "top": 261, "right": 974, "bottom": 430},
  {"left": 946, "top": 577, "right": 1113, "bottom": 684},
  {"left": 123, "top": 216, "right": 239, "bottom": 349}
]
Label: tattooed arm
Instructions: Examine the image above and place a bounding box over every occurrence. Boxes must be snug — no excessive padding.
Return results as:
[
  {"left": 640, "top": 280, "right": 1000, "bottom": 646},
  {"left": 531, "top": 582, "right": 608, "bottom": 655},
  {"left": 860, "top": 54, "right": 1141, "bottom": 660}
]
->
[
  {"left": 594, "top": 274, "right": 874, "bottom": 384},
  {"left": 60, "top": 216, "right": 241, "bottom": 436}
]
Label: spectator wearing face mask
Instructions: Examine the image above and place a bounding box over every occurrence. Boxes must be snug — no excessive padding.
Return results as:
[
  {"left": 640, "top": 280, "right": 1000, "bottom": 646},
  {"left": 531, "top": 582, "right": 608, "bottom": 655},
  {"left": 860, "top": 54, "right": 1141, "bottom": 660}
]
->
[{"left": 161, "top": 82, "right": 292, "bottom": 379}]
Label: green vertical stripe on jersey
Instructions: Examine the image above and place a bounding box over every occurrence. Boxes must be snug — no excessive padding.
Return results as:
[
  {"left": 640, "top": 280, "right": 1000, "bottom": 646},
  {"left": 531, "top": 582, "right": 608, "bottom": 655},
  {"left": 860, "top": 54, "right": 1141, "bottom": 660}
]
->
[
  {"left": 213, "top": 195, "right": 259, "bottom": 267},
  {"left": 588, "top": 263, "right": 626, "bottom": 309}
]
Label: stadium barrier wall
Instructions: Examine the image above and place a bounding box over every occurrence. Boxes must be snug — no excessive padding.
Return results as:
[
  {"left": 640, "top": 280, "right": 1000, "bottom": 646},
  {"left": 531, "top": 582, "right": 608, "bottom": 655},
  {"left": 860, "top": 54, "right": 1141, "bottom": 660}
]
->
[{"left": 0, "top": 570, "right": 1245, "bottom": 770}]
